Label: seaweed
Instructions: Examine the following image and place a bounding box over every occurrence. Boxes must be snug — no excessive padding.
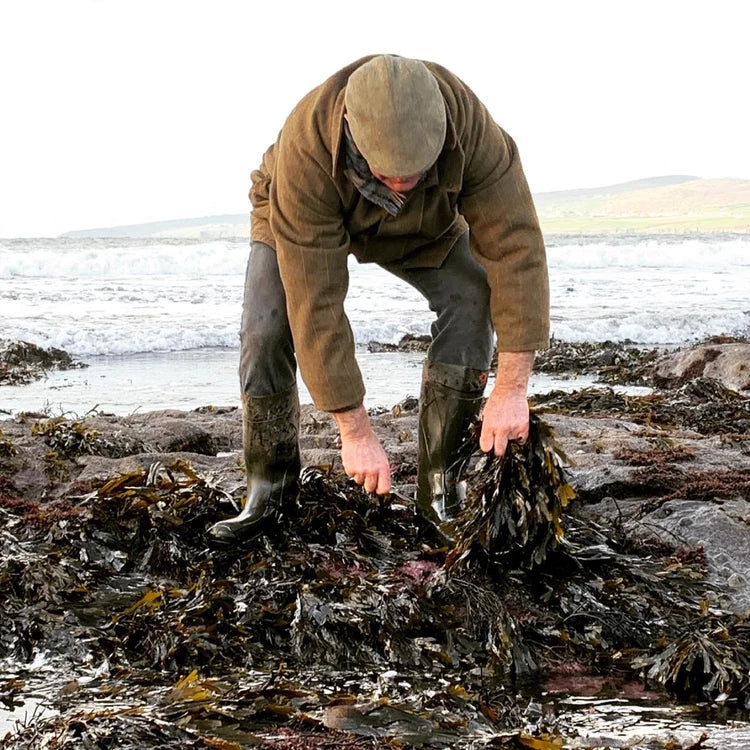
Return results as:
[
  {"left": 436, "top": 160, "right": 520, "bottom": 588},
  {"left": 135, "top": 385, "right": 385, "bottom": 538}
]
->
[
  {"left": 31, "top": 416, "right": 147, "bottom": 459},
  {"left": 633, "top": 617, "right": 750, "bottom": 701},
  {"left": 446, "top": 416, "right": 576, "bottom": 571},
  {"left": 534, "top": 377, "right": 750, "bottom": 435},
  {"left": 2, "top": 414, "right": 750, "bottom": 747},
  {"left": 0, "top": 429, "right": 18, "bottom": 459},
  {"left": 0, "top": 339, "right": 85, "bottom": 386},
  {"left": 533, "top": 338, "right": 662, "bottom": 385}
]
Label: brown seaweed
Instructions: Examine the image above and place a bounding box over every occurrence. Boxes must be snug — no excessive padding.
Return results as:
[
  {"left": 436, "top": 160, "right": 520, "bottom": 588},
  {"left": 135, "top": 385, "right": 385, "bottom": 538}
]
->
[
  {"left": 446, "top": 416, "right": 575, "bottom": 571},
  {"left": 534, "top": 377, "right": 750, "bottom": 436},
  {"left": 0, "top": 339, "right": 85, "bottom": 386},
  {"left": 2, "top": 413, "right": 750, "bottom": 747}
]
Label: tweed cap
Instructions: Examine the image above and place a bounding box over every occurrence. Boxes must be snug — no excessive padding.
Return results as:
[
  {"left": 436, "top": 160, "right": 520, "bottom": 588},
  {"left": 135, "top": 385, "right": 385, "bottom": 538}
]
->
[{"left": 344, "top": 55, "right": 446, "bottom": 177}]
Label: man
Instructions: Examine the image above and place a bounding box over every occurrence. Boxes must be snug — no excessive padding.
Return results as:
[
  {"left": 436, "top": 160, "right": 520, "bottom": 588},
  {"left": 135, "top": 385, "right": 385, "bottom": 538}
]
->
[{"left": 209, "top": 55, "right": 549, "bottom": 541}]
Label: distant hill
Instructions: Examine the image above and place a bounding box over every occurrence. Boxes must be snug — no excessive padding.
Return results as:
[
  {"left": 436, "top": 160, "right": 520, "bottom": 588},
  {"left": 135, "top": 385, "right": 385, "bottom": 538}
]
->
[
  {"left": 535, "top": 176, "right": 750, "bottom": 233},
  {"left": 63, "top": 176, "right": 750, "bottom": 238},
  {"left": 63, "top": 214, "right": 249, "bottom": 239}
]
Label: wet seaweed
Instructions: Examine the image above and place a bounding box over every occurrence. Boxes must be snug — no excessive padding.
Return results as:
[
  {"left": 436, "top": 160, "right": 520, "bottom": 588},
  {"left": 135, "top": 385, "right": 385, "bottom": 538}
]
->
[
  {"left": 533, "top": 338, "right": 662, "bottom": 385},
  {"left": 446, "top": 416, "right": 575, "bottom": 571},
  {"left": 633, "top": 616, "right": 750, "bottom": 703},
  {"left": 31, "top": 416, "right": 148, "bottom": 459},
  {"left": 0, "top": 429, "right": 17, "bottom": 459},
  {"left": 534, "top": 377, "right": 750, "bottom": 435},
  {"left": 0, "top": 339, "right": 85, "bottom": 386},
  {"left": 2, "top": 413, "right": 750, "bottom": 747}
]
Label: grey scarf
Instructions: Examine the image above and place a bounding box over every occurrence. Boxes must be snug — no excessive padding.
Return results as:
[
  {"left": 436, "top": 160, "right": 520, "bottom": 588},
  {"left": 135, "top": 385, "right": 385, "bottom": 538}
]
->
[{"left": 342, "top": 121, "right": 406, "bottom": 217}]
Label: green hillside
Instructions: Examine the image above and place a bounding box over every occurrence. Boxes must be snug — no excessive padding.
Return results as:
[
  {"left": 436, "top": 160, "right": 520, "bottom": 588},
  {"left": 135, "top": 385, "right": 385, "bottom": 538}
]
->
[{"left": 536, "top": 176, "right": 750, "bottom": 233}]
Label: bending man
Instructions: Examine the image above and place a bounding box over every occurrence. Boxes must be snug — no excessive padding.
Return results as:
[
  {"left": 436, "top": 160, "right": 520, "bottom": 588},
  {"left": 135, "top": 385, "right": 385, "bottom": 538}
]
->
[{"left": 209, "top": 55, "right": 549, "bottom": 540}]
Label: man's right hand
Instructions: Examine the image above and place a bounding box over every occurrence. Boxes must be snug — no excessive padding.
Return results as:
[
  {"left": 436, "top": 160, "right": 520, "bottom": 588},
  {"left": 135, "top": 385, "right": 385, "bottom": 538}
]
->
[{"left": 332, "top": 404, "right": 391, "bottom": 495}]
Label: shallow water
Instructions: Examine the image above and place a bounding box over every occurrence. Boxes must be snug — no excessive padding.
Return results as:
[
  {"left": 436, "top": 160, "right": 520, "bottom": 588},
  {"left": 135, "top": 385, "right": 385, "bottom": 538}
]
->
[{"left": 0, "top": 348, "right": 620, "bottom": 417}]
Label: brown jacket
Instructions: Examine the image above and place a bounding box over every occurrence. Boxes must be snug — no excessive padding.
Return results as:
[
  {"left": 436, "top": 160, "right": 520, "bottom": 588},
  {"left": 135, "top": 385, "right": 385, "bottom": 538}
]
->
[{"left": 250, "top": 56, "right": 549, "bottom": 411}]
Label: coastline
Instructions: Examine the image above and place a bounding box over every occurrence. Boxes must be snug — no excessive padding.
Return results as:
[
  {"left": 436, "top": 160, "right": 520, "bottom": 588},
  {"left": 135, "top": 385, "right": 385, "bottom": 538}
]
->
[{"left": 0, "top": 347, "right": 625, "bottom": 418}]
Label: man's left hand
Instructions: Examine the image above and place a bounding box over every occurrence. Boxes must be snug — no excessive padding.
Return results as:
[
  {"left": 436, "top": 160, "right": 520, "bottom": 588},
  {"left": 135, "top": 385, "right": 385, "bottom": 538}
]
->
[
  {"left": 479, "top": 350, "right": 535, "bottom": 456},
  {"left": 479, "top": 388, "right": 530, "bottom": 456}
]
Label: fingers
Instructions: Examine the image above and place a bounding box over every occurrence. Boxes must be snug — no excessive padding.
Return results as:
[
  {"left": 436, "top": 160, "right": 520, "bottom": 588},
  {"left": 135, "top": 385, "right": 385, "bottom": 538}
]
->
[
  {"left": 479, "top": 423, "right": 495, "bottom": 453},
  {"left": 493, "top": 431, "right": 509, "bottom": 457},
  {"left": 349, "top": 465, "right": 391, "bottom": 495},
  {"left": 480, "top": 422, "right": 528, "bottom": 457},
  {"left": 375, "top": 468, "right": 391, "bottom": 496},
  {"left": 480, "top": 421, "right": 511, "bottom": 456},
  {"left": 364, "top": 473, "right": 378, "bottom": 494},
  {"left": 341, "top": 431, "right": 391, "bottom": 495}
]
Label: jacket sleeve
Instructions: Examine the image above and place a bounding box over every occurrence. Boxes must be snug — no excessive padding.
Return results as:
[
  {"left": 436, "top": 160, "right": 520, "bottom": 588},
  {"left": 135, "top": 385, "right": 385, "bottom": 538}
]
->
[
  {"left": 269, "top": 124, "right": 365, "bottom": 412},
  {"left": 457, "top": 92, "right": 550, "bottom": 352}
]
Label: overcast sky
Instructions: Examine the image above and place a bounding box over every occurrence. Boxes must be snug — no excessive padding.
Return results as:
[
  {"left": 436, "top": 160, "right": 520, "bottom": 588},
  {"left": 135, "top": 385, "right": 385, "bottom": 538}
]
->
[{"left": 1, "top": 0, "right": 748, "bottom": 237}]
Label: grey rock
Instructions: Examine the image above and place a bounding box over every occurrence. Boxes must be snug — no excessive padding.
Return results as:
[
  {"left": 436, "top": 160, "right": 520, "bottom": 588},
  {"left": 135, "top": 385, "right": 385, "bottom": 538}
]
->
[
  {"left": 654, "top": 343, "right": 750, "bottom": 392},
  {"left": 628, "top": 498, "right": 750, "bottom": 613}
]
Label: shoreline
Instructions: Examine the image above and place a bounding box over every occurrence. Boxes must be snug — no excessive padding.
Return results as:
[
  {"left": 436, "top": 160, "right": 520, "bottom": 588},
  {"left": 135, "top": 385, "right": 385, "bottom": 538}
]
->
[{"left": 0, "top": 347, "right": 646, "bottom": 418}]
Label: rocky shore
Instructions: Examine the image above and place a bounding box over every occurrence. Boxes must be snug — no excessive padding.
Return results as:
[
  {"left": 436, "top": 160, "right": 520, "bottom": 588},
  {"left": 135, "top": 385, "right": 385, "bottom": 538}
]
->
[
  {"left": 0, "top": 339, "right": 749, "bottom": 748},
  {"left": 0, "top": 340, "right": 85, "bottom": 389}
]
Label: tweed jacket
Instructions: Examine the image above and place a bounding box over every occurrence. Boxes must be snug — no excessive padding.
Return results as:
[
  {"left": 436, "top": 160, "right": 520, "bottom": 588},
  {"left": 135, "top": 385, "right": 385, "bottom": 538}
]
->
[{"left": 250, "top": 56, "right": 549, "bottom": 411}]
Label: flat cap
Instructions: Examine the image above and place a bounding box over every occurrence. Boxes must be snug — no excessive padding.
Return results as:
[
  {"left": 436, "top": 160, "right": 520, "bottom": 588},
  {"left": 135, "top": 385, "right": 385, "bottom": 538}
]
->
[{"left": 344, "top": 55, "right": 446, "bottom": 177}]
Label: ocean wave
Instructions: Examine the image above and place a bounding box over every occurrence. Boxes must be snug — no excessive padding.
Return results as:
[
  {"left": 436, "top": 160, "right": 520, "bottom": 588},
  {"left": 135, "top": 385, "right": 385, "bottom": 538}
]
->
[
  {"left": 1, "top": 236, "right": 748, "bottom": 279},
  {"left": 5, "top": 307, "right": 748, "bottom": 357},
  {"left": 546, "top": 237, "right": 750, "bottom": 268},
  {"left": 0, "top": 239, "right": 248, "bottom": 279},
  {"left": 552, "top": 310, "right": 750, "bottom": 345}
]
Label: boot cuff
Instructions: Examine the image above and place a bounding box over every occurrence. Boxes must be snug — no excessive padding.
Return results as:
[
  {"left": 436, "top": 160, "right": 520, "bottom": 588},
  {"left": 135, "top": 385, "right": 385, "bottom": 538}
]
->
[{"left": 423, "top": 361, "right": 488, "bottom": 393}]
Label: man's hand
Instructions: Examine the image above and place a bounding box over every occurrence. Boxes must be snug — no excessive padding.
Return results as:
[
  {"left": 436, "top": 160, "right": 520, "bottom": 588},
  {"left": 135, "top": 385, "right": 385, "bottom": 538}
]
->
[
  {"left": 332, "top": 405, "right": 392, "bottom": 494},
  {"left": 479, "top": 351, "right": 535, "bottom": 456}
]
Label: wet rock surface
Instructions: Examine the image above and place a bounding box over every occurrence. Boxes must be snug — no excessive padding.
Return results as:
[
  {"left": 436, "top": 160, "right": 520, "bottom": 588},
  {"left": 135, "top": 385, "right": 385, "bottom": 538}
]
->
[
  {"left": 1, "top": 342, "right": 749, "bottom": 748},
  {"left": 654, "top": 342, "right": 750, "bottom": 393}
]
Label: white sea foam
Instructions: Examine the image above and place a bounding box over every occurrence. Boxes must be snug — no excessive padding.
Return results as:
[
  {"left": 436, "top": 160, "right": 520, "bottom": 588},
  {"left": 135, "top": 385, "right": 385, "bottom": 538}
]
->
[
  {"left": 0, "top": 235, "right": 748, "bottom": 356},
  {"left": 0, "top": 239, "right": 245, "bottom": 278}
]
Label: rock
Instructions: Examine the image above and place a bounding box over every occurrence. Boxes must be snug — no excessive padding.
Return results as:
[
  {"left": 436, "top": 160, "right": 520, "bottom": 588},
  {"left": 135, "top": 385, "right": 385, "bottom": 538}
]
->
[
  {"left": 654, "top": 343, "right": 750, "bottom": 392},
  {"left": 0, "top": 339, "right": 86, "bottom": 386},
  {"left": 630, "top": 498, "right": 750, "bottom": 613},
  {"left": 367, "top": 333, "right": 431, "bottom": 353}
]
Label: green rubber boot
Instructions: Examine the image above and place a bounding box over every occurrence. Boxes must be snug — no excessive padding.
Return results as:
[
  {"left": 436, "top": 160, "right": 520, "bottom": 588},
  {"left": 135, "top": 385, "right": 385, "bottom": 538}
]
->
[
  {"left": 416, "top": 361, "right": 487, "bottom": 529},
  {"left": 208, "top": 387, "right": 300, "bottom": 541}
]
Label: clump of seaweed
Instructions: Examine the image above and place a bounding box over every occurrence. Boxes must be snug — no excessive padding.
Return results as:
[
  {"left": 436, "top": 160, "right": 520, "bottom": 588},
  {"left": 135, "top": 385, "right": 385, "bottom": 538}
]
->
[
  {"left": 0, "top": 339, "right": 85, "bottom": 386},
  {"left": 533, "top": 337, "right": 662, "bottom": 385},
  {"left": 0, "top": 428, "right": 18, "bottom": 458},
  {"left": 633, "top": 616, "right": 750, "bottom": 702},
  {"left": 31, "top": 417, "right": 147, "bottom": 459},
  {"left": 446, "top": 416, "right": 576, "bottom": 571}
]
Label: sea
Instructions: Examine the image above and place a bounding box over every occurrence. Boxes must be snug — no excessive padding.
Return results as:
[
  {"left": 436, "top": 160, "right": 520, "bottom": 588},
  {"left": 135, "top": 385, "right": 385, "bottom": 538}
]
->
[{"left": 1, "top": 233, "right": 748, "bottom": 416}]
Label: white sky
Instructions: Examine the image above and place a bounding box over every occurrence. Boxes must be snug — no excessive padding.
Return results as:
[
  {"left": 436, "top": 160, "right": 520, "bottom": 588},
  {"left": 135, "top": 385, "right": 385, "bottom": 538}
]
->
[{"left": 1, "top": 0, "right": 748, "bottom": 237}]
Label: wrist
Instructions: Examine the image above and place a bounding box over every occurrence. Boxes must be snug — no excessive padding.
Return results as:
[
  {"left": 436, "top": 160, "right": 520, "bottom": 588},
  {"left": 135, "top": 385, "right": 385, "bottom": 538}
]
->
[
  {"left": 331, "top": 403, "right": 371, "bottom": 439},
  {"left": 494, "top": 351, "right": 534, "bottom": 394}
]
